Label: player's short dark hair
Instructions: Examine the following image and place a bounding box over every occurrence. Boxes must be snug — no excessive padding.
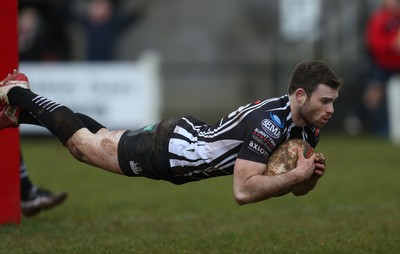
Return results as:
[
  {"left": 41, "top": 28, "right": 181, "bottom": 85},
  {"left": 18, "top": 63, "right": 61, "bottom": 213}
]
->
[{"left": 288, "top": 60, "right": 343, "bottom": 96}]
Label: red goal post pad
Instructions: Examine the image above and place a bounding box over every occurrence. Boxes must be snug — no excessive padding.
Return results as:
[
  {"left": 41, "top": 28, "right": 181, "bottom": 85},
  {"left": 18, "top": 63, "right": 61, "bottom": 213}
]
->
[
  {"left": 0, "top": 0, "right": 21, "bottom": 224},
  {"left": 0, "top": 130, "right": 20, "bottom": 224}
]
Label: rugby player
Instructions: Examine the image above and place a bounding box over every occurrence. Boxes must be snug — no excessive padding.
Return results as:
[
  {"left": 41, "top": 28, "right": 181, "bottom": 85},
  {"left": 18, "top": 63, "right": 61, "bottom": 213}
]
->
[{"left": 0, "top": 60, "right": 342, "bottom": 204}]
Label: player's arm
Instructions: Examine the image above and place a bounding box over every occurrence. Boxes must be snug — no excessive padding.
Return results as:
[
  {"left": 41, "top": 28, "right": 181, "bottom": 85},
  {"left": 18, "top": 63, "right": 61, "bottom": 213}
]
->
[
  {"left": 233, "top": 150, "right": 316, "bottom": 205},
  {"left": 291, "top": 153, "right": 326, "bottom": 196}
]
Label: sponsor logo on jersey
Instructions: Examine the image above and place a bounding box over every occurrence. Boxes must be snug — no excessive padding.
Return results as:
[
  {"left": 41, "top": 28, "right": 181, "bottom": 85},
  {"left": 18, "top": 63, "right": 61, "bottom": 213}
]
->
[
  {"left": 252, "top": 129, "right": 276, "bottom": 152},
  {"left": 143, "top": 124, "right": 156, "bottom": 132},
  {"left": 270, "top": 112, "right": 284, "bottom": 128},
  {"left": 249, "top": 141, "right": 268, "bottom": 157},
  {"left": 261, "top": 119, "right": 281, "bottom": 139},
  {"left": 254, "top": 128, "right": 268, "bottom": 138}
]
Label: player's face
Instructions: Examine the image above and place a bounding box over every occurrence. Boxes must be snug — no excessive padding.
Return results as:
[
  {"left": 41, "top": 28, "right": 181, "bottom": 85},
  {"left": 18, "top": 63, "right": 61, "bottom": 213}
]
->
[{"left": 299, "top": 84, "right": 339, "bottom": 128}]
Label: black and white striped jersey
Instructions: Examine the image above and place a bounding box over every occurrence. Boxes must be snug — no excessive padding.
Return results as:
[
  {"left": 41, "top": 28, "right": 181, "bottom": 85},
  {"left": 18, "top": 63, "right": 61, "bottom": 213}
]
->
[{"left": 167, "top": 94, "right": 320, "bottom": 182}]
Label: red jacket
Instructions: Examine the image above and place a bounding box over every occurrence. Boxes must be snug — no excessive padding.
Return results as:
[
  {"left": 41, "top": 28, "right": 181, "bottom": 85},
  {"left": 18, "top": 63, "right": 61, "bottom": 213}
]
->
[{"left": 366, "top": 8, "right": 400, "bottom": 70}]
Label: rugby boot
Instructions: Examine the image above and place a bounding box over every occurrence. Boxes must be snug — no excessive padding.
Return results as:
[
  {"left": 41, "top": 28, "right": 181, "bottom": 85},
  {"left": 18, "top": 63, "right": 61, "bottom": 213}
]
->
[
  {"left": 21, "top": 187, "right": 68, "bottom": 217},
  {"left": 0, "top": 104, "right": 21, "bottom": 129},
  {"left": 0, "top": 69, "right": 30, "bottom": 105}
]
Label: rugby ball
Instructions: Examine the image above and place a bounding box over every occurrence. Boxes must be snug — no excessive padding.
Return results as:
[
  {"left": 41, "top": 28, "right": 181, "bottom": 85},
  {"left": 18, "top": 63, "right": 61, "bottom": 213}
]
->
[{"left": 265, "top": 139, "right": 314, "bottom": 175}]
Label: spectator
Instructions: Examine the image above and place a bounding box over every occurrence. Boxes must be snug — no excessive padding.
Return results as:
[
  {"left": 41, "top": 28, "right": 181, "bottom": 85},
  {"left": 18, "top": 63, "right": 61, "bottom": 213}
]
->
[
  {"left": 18, "top": 7, "right": 47, "bottom": 61},
  {"left": 362, "top": 0, "right": 400, "bottom": 136},
  {"left": 73, "top": 0, "right": 148, "bottom": 61},
  {"left": 19, "top": 1, "right": 71, "bottom": 61}
]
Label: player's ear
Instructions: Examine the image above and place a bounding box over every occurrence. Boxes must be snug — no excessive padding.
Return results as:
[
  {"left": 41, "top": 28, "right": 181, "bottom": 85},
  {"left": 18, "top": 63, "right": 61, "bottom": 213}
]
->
[{"left": 294, "top": 88, "right": 307, "bottom": 105}]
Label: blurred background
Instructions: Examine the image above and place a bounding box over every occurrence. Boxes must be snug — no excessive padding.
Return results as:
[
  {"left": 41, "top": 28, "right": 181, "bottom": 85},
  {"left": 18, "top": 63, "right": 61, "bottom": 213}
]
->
[{"left": 17, "top": 0, "right": 398, "bottom": 138}]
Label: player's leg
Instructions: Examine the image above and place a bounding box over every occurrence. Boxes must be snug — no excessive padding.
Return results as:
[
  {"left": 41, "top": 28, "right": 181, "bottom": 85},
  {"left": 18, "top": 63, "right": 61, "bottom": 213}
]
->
[
  {"left": 65, "top": 128, "right": 125, "bottom": 174},
  {"left": 20, "top": 152, "right": 34, "bottom": 202},
  {"left": 17, "top": 109, "right": 121, "bottom": 172},
  {"left": 20, "top": 151, "right": 68, "bottom": 217},
  {"left": 14, "top": 89, "right": 124, "bottom": 174},
  {"left": 7, "top": 87, "right": 85, "bottom": 143},
  {"left": 1, "top": 73, "right": 124, "bottom": 175},
  {"left": 18, "top": 110, "right": 107, "bottom": 134},
  {"left": 1, "top": 72, "right": 102, "bottom": 137},
  {"left": 75, "top": 112, "right": 107, "bottom": 133}
]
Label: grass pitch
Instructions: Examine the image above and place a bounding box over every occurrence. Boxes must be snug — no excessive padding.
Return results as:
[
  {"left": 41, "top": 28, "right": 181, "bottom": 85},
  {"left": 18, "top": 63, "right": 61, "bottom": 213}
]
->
[{"left": 1, "top": 135, "right": 399, "bottom": 253}]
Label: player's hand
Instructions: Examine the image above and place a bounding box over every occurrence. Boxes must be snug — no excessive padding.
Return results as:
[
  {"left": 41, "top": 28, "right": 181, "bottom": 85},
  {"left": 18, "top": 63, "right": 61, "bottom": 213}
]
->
[
  {"left": 294, "top": 148, "right": 316, "bottom": 180},
  {"left": 314, "top": 152, "right": 326, "bottom": 177}
]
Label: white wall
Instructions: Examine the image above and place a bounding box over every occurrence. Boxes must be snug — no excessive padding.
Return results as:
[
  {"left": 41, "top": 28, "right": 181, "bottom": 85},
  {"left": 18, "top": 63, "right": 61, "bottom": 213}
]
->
[{"left": 19, "top": 51, "right": 162, "bottom": 134}]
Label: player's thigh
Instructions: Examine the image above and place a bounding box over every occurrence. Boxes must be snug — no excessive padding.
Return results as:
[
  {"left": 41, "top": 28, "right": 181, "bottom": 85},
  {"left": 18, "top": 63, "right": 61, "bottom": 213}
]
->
[{"left": 68, "top": 128, "right": 125, "bottom": 174}]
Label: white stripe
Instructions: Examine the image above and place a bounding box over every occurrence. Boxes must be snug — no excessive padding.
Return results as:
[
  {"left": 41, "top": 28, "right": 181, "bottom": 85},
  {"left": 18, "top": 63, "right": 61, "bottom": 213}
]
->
[
  {"left": 32, "top": 95, "right": 63, "bottom": 112},
  {"left": 302, "top": 129, "right": 308, "bottom": 140},
  {"left": 49, "top": 104, "right": 63, "bottom": 112},
  {"left": 174, "top": 125, "right": 197, "bottom": 141},
  {"left": 219, "top": 160, "right": 236, "bottom": 170},
  {"left": 169, "top": 138, "right": 242, "bottom": 167},
  {"left": 198, "top": 98, "right": 278, "bottom": 138},
  {"left": 177, "top": 96, "right": 286, "bottom": 140},
  {"left": 214, "top": 154, "right": 237, "bottom": 168},
  {"left": 265, "top": 99, "right": 290, "bottom": 113},
  {"left": 169, "top": 95, "right": 289, "bottom": 171}
]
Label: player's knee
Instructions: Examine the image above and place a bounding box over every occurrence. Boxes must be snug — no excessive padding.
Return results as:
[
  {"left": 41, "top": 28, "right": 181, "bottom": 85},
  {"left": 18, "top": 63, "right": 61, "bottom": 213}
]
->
[{"left": 65, "top": 142, "right": 88, "bottom": 163}]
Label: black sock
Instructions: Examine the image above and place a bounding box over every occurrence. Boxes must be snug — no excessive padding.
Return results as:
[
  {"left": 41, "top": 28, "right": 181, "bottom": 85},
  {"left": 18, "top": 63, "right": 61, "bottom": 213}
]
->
[
  {"left": 20, "top": 152, "right": 33, "bottom": 201},
  {"left": 75, "top": 113, "right": 106, "bottom": 133},
  {"left": 18, "top": 110, "right": 40, "bottom": 125},
  {"left": 9, "top": 87, "right": 85, "bottom": 143},
  {"left": 18, "top": 110, "right": 107, "bottom": 134}
]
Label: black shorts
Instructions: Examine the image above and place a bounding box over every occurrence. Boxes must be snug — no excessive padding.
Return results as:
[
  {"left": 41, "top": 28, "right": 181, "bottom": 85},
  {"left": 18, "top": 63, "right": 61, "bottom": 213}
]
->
[{"left": 117, "top": 118, "right": 178, "bottom": 181}]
